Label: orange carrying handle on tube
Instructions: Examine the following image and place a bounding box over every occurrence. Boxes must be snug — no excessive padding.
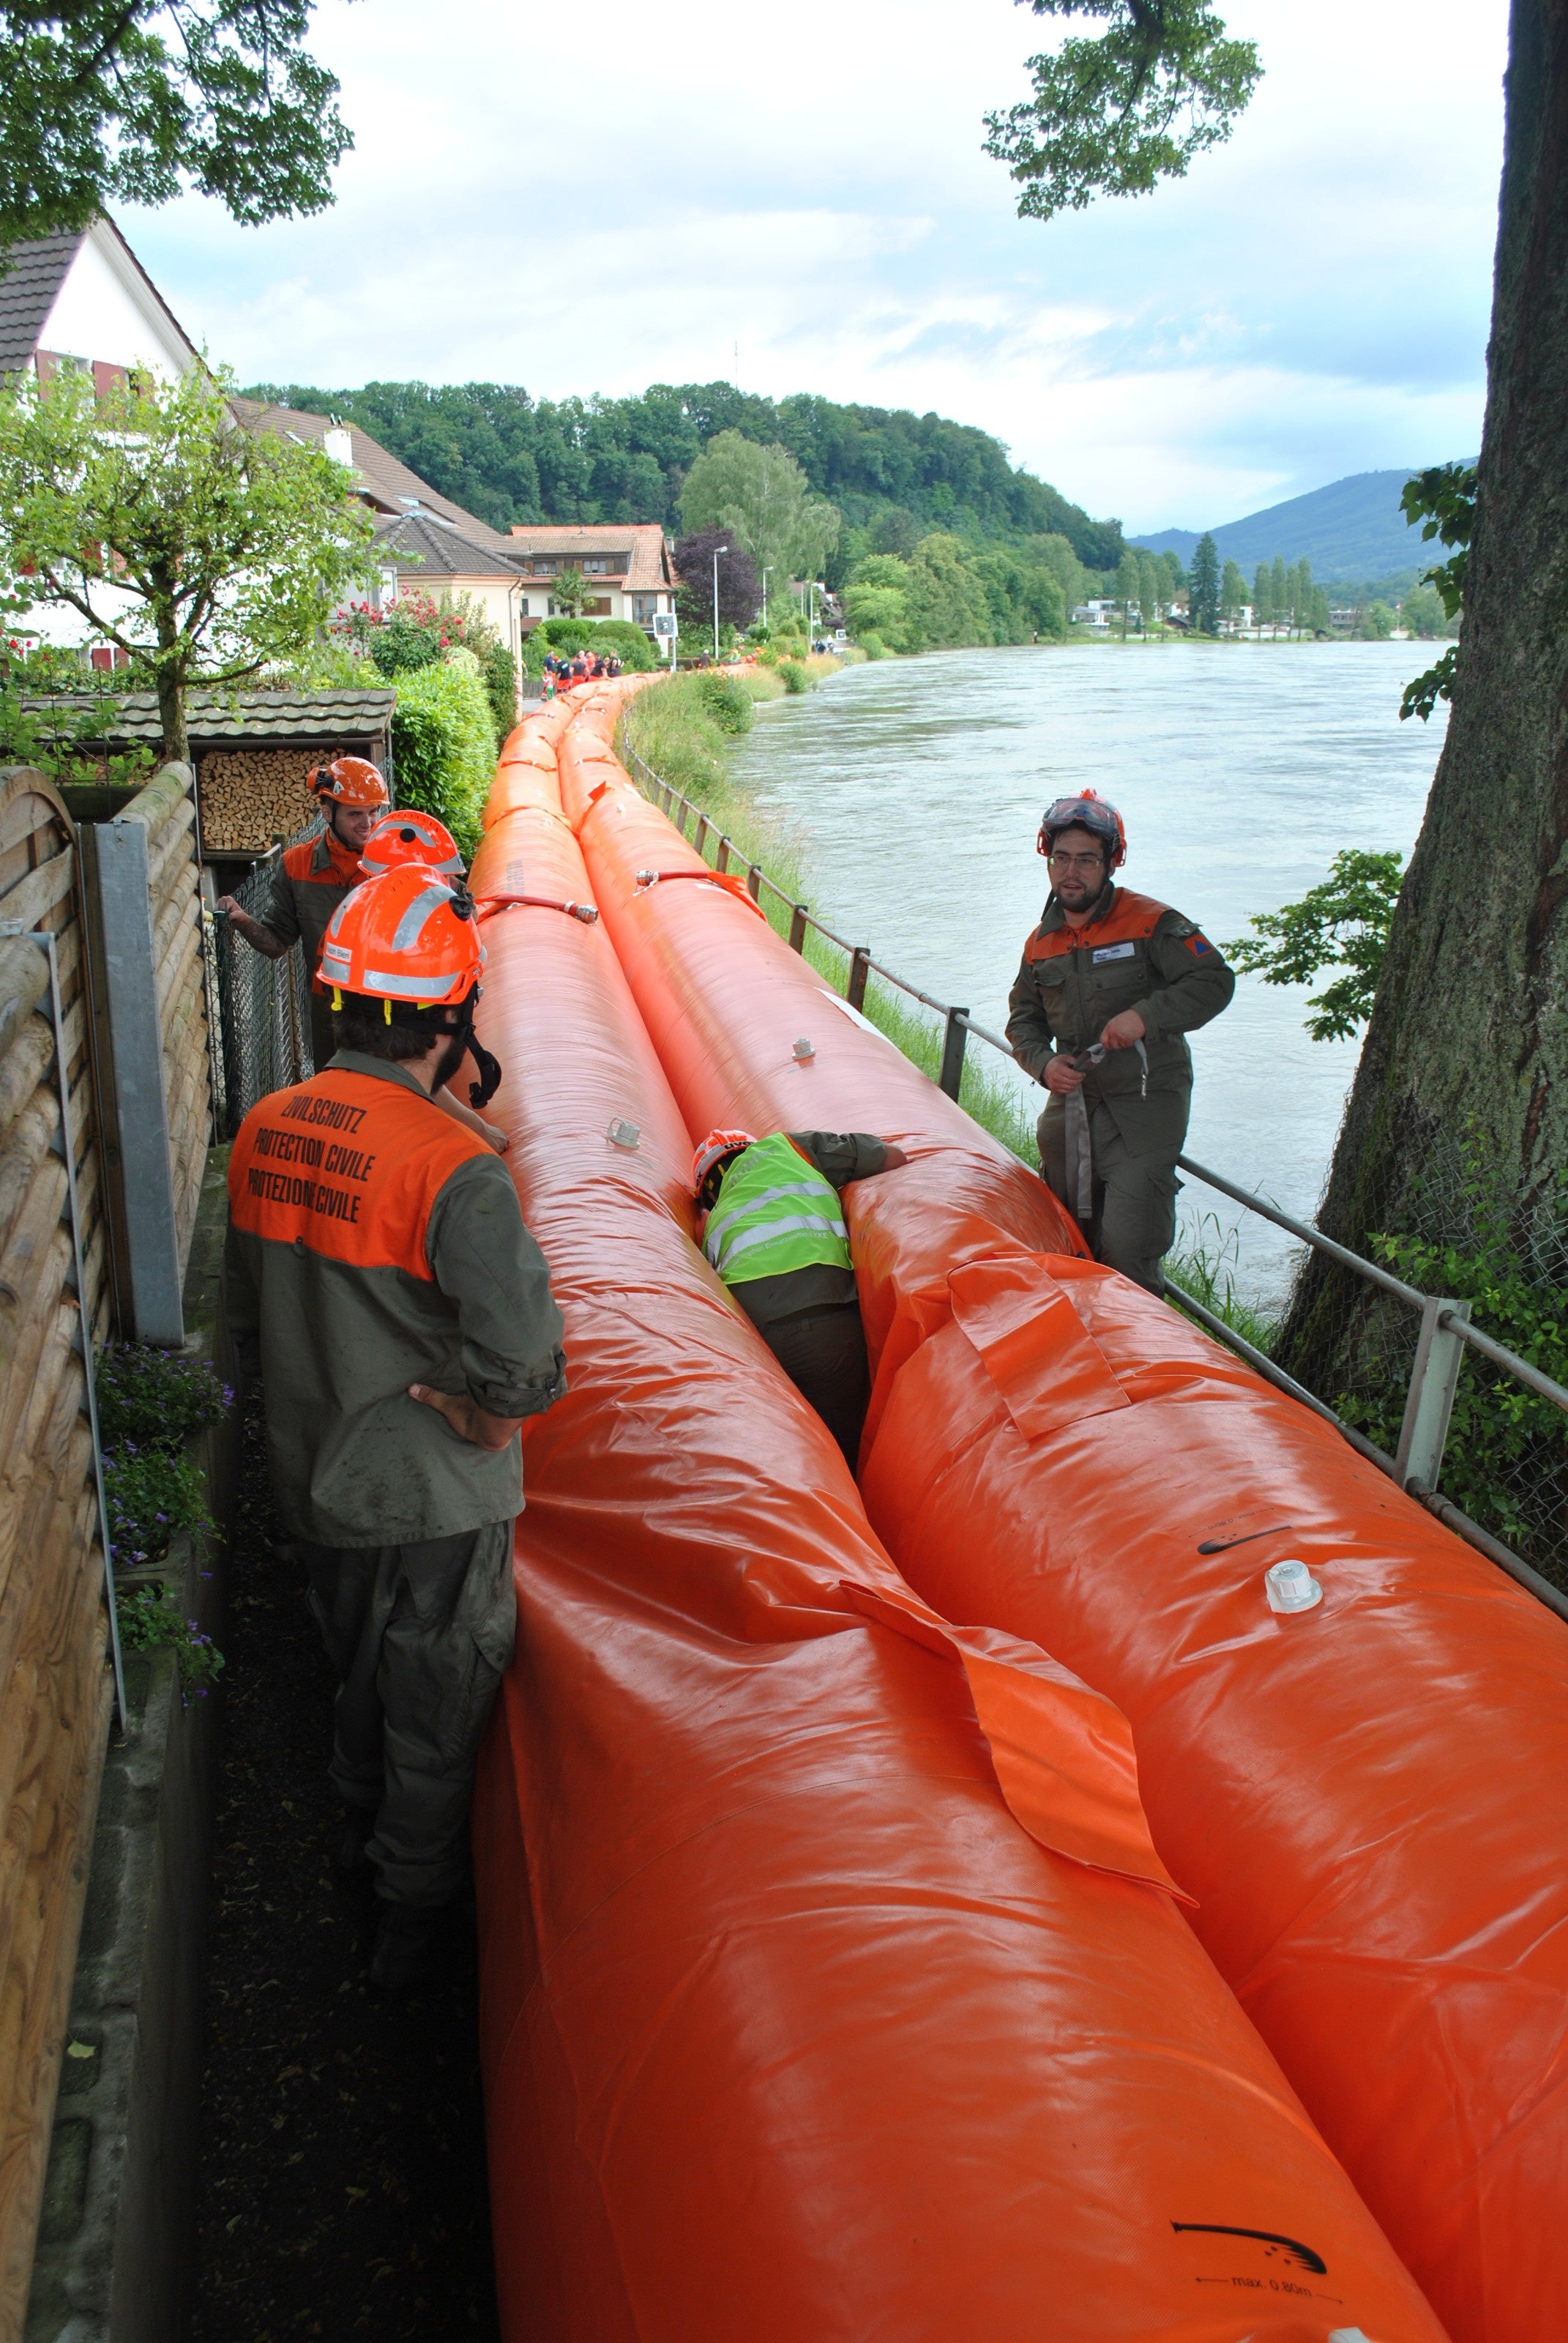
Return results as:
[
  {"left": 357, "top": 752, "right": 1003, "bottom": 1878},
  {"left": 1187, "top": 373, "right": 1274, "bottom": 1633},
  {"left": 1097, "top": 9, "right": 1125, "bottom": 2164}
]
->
[
  {"left": 466, "top": 752, "right": 1446, "bottom": 2343},
  {"left": 562, "top": 690, "right": 1568, "bottom": 2343}
]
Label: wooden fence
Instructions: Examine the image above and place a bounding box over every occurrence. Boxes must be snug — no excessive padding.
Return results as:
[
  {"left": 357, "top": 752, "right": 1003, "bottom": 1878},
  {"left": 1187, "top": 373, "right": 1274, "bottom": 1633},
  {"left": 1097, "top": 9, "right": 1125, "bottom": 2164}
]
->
[{"left": 0, "top": 760, "right": 212, "bottom": 2336}]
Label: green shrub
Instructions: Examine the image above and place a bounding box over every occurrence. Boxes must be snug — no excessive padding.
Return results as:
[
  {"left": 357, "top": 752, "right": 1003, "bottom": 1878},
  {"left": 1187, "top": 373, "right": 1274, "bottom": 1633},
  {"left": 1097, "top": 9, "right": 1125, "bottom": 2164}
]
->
[
  {"left": 116, "top": 1584, "right": 225, "bottom": 1699},
  {"left": 97, "top": 1345, "right": 232, "bottom": 1448},
  {"left": 777, "top": 658, "right": 813, "bottom": 693},
  {"left": 390, "top": 652, "right": 498, "bottom": 857},
  {"left": 105, "top": 1443, "right": 212, "bottom": 1568},
  {"left": 856, "top": 631, "right": 889, "bottom": 660},
  {"left": 534, "top": 617, "right": 596, "bottom": 656},
  {"left": 618, "top": 673, "right": 733, "bottom": 801},
  {"left": 482, "top": 641, "right": 518, "bottom": 741},
  {"left": 691, "top": 670, "right": 754, "bottom": 735}
]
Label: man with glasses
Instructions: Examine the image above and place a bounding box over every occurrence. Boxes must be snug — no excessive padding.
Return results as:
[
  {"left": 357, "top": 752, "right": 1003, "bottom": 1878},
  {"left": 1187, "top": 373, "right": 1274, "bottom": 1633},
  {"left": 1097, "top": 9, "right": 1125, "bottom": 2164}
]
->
[{"left": 1006, "top": 789, "right": 1234, "bottom": 1292}]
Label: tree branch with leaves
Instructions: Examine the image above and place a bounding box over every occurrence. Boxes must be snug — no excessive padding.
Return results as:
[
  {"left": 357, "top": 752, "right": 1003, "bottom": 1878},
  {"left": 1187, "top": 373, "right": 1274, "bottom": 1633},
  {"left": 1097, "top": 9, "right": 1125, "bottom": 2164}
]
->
[
  {"left": 0, "top": 361, "right": 377, "bottom": 760},
  {"left": 984, "top": 0, "right": 1262, "bottom": 219},
  {"left": 0, "top": 0, "right": 352, "bottom": 249}
]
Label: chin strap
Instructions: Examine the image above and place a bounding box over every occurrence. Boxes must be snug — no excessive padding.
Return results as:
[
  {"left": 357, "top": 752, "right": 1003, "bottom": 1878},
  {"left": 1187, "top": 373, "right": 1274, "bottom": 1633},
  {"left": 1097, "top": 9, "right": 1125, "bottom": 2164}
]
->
[{"left": 467, "top": 1034, "right": 503, "bottom": 1113}]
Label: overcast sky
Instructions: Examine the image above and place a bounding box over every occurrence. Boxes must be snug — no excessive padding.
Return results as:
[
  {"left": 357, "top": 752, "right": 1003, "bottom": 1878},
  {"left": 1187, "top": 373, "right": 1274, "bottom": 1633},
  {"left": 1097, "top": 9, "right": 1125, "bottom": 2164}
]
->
[{"left": 126, "top": 0, "right": 1507, "bottom": 534}]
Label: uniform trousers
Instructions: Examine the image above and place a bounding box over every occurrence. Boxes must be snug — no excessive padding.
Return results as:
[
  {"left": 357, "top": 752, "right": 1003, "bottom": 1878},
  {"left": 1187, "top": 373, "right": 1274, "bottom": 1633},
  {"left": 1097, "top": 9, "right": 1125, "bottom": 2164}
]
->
[
  {"left": 302, "top": 1519, "right": 516, "bottom": 1905},
  {"left": 755, "top": 1302, "right": 870, "bottom": 1469},
  {"left": 1038, "top": 1096, "right": 1180, "bottom": 1294}
]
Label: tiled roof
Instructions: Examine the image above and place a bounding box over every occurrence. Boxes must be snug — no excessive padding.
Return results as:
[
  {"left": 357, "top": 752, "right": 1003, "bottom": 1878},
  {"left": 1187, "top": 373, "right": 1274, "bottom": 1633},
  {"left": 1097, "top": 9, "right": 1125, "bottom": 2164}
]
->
[
  {"left": 0, "top": 230, "right": 86, "bottom": 373},
  {"left": 23, "top": 687, "right": 396, "bottom": 744},
  {"left": 373, "top": 510, "right": 523, "bottom": 581},
  {"left": 507, "top": 523, "right": 673, "bottom": 592},
  {"left": 234, "top": 398, "right": 523, "bottom": 559}
]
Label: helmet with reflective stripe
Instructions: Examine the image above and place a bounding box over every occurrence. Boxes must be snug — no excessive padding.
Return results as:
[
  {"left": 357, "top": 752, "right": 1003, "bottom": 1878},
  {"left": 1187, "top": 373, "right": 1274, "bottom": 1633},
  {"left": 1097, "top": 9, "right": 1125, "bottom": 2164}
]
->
[
  {"left": 312, "top": 755, "right": 389, "bottom": 809},
  {"left": 1037, "top": 787, "right": 1127, "bottom": 870},
  {"left": 317, "top": 865, "right": 484, "bottom": 1010},
  {"left": 360, "top": 809, "right": 464, "bottom": 877},
  {"left": 692, "top": 1128, "right": 755, "bottom": 1199}
]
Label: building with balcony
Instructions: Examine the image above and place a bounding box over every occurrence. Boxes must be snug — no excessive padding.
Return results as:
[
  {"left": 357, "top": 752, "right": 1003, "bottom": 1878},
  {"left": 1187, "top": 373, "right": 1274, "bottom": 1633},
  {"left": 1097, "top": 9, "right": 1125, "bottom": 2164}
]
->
[{"left": 505, "top": 526, "right": 678, "bottom": 633}]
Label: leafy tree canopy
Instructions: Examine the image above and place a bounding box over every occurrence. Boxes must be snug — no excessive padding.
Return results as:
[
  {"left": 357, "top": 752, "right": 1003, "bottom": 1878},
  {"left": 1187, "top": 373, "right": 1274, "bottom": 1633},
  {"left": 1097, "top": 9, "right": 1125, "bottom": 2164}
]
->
[
  {"left": 985, "top": 0, "right": 1262, "bottom": 220},
  {"left": 239, "top": 376, "right": 1127, "bottom": 578},
  {"left": 0, "top": 360, "right": 375, "bottom": 757},
  {"left": 679, "top": 431, "right": 839, "bottom": 590},
  {"left": 673, "top": 527, "right": 761, "bottom": 637},
  {"left": 0, "top": 0, "right": 351, "bottom": 250}
]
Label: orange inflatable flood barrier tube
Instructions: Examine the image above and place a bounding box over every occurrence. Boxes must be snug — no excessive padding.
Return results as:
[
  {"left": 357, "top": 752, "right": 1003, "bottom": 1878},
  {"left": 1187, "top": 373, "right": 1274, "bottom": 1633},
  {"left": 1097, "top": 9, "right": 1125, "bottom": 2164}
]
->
[
  {"left": 559, "top": 702, "right": 1568, "bottom": 2343},
  {"left": 466, "top": 776, "right": 1446, "bottom": 2342}
]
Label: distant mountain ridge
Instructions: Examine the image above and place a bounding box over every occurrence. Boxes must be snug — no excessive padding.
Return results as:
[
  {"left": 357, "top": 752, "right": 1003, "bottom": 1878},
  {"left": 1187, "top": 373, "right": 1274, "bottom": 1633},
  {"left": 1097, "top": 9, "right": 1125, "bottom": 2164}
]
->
[{"left": 1131, "top": 463, "right": 1476, "bottom": 584}]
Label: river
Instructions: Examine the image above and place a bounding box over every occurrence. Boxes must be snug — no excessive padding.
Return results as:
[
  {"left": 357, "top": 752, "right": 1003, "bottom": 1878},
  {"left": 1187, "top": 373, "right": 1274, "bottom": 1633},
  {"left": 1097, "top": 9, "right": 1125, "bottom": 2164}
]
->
[{"left": 728, "top": 641, "right": 1449, "bottom": 1302}]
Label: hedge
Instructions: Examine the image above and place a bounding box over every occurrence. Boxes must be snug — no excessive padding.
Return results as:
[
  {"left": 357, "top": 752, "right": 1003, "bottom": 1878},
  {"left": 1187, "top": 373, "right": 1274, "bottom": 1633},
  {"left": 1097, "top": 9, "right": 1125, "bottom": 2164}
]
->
[{"left": 389, "top": 649, "right": 497, "bottom": 859}]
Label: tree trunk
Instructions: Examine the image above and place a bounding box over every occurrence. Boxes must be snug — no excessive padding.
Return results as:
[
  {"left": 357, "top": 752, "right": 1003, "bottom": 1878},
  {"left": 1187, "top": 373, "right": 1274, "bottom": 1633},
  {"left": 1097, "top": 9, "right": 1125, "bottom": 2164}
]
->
[
  {"left": 154, "top": 653, "right": 187, "bottom": 767},
  {"left": 1279, "top": 0, "right": 1568, "bottom": 1388}
]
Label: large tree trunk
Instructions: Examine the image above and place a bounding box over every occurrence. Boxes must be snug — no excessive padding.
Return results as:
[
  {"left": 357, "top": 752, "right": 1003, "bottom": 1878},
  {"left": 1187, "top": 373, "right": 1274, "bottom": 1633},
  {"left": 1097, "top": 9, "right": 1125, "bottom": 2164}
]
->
[
  {"left": 1279, "top": 0, "right": 1568, "bottom": 1393},
  {"left": 154, "top": 658, "right": 187, "bottom": 766}
]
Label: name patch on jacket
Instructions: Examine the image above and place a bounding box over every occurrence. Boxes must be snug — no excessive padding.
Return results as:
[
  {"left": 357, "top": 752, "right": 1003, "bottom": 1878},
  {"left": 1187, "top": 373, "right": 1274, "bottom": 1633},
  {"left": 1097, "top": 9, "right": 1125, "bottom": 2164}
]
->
[{"left": 1092, "top": 942, "right": 1136, "bottom": 962}]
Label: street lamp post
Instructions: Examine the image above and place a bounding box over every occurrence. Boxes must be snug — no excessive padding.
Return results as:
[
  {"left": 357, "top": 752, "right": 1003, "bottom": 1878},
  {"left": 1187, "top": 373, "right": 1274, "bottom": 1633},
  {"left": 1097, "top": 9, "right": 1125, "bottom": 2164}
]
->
[
  {"left": 712, "top": 545, "right": 728, "bottom": 664},
  {"left": 761, "top": 566, "right": 772, "bottom": 629}
]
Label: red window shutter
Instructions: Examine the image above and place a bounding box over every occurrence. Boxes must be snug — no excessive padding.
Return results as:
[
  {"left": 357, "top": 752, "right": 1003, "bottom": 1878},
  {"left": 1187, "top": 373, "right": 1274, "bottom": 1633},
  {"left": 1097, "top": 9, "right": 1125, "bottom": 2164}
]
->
[
  {"left": 93, "top": 361, "right": 128, "bottom": 402},
  {"left": 34, "top": 351, "right": 59, "bottom": 386},
  {"left": 90, "top": 646, "right": 113, "bottom": 671}
]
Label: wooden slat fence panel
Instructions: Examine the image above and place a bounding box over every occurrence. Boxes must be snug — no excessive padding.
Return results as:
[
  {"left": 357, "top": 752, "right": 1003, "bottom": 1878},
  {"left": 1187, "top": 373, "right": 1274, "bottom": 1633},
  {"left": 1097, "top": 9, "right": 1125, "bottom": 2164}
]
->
[{"left": 0, "top": 769, "right": 113, "bottom": 2343}]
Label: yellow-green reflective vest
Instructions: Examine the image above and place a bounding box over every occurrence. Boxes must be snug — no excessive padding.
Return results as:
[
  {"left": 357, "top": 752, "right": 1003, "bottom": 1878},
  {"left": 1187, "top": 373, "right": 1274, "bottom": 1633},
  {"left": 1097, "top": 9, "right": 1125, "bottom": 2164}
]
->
[{"left": 703, "top": 1131, "right": 852, "bottom": 1286}]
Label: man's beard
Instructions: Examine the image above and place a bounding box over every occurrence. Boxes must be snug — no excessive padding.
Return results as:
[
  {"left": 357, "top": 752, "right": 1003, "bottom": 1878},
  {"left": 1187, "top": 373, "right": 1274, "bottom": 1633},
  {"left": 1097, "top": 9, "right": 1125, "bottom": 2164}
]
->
[{"left": 430, "top": 1027, "right": 470, "bottom": 1096}]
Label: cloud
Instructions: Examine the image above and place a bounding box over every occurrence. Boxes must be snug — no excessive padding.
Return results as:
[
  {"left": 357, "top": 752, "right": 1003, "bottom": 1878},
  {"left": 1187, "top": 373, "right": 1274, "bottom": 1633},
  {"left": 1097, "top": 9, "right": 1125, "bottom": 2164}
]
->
[{"left": 124, "top": 0, "right": 1508, "bottom": 530}]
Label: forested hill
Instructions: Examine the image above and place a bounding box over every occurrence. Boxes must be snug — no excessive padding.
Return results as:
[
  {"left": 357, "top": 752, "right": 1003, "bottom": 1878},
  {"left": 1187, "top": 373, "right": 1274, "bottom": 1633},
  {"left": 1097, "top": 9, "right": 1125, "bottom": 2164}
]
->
[
  {"left": 239, "top": 376, "right": 1127, "bottom": 581},
  {"left": 1131, "top": 465, "right": 1476, "bottom": 584}
]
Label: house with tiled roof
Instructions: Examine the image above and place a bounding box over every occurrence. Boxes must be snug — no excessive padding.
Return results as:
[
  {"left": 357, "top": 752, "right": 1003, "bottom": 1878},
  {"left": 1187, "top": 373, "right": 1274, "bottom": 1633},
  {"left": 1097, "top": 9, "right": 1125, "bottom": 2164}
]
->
[
  {"left": 506, "top": 525, "right": 678, "bottom": 633},
  {"left": 0, "top": 215, "right": 201, "bottom": 390}
]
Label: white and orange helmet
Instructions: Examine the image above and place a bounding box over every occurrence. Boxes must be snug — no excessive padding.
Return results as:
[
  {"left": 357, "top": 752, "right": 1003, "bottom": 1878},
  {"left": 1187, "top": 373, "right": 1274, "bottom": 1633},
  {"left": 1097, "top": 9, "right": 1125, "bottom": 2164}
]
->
[
  {"left": 692, "top": 1128, "right": 755, "bottom": 1200},
  {"left": 359, "top": 808, "right": 464, "bottom": 879},
  {"left": 317, "top": 865, "right": 483, "bottom": 1011}
]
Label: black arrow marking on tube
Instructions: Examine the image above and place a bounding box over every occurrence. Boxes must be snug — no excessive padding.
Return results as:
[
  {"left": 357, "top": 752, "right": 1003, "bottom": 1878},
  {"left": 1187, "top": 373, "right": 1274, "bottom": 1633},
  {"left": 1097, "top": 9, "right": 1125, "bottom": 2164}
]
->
[
  {"left": 1196, "top": 1524, "right": 1293, "bottom": 1554},
  {"left": 1171, "top": 2224, "right": 1327, "bottom": 2275}
]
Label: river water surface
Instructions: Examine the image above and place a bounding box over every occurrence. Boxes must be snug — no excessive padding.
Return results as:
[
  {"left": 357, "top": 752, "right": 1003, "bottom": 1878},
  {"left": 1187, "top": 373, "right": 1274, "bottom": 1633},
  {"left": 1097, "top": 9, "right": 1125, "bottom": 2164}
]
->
[{"left": 728, "top": 642, "right": 1449, "bottom": 1300}]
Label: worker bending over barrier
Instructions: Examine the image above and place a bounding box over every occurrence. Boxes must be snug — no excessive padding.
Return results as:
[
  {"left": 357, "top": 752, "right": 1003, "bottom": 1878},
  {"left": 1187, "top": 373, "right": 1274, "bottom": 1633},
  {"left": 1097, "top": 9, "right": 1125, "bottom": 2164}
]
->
[
  {"left": 692, "top": 1127, "right": 906, "bottom": 1464},
  {"left": 224, "top": 864, "right": 565, "bottom": 1989}
]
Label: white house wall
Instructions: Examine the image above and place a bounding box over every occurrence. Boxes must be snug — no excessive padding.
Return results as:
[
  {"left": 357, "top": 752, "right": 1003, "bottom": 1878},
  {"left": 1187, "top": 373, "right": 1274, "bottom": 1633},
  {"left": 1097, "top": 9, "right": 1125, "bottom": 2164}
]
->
[{"left": 37, "top": 220, "right": 197, "bottom": 381}]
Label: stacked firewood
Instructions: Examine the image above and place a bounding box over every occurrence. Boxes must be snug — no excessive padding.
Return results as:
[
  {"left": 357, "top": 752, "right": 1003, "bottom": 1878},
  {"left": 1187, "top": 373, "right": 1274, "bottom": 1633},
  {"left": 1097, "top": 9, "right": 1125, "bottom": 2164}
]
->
[{"left": 198, "top": 748, "right": 322, "bottom": 852}]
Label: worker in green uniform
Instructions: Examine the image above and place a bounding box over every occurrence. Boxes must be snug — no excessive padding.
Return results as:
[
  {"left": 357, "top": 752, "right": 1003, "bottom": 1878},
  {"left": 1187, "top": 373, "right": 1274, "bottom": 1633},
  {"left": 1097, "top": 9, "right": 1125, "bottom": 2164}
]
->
[
  {"left": 225, "top": 865, "right": 565, "bottom": 1989},
  {"left": 692, "top": 1128, "right": 906, "bottom": 1467},
  {"left": 1006, "top": 789, "right": 1234, "bottom": 1293}
]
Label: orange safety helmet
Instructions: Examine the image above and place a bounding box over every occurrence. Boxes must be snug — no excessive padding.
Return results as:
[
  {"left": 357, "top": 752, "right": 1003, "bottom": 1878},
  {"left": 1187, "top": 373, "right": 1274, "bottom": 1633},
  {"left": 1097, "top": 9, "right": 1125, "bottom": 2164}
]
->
[
  {"left": 317, "top": 865, "right": 483, "bottom": 1011},
  {"left": 359, "top": 808, "right": 465, "bottom": 878},
  {"left": 313, "top": 755, "right": 390, "bottom": 810},
  {"left": 1037, "top": 787, "right": 1127, "bottom": 871},
  {"left": 692, "top": 1128, "right": 755, "bottom": 1200}
]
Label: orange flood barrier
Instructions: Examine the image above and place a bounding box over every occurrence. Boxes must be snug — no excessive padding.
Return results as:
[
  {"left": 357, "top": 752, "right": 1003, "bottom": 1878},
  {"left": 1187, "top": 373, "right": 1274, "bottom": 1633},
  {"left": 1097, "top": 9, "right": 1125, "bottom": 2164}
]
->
[
  {"left": 466, "top": 749, "right": 1447, "bottom": 2343},
  {"left": 561, "top": 698, "right": 1568, "bottom": 2343}
]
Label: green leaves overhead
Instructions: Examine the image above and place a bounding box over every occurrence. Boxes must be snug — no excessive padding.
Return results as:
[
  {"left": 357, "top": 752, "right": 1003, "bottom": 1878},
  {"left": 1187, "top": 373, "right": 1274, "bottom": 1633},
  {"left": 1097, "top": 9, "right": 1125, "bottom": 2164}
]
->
[
  {"left": 0, "top": 0, "right": 351, "bottom": 248},
  {"left": 985, "top": 0, "right": 1262, "bottom": 220}
]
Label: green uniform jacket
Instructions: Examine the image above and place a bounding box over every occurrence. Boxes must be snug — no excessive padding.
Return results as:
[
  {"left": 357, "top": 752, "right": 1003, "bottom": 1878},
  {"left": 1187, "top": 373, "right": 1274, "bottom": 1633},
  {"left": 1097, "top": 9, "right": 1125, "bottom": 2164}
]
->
[
  {"left": 224, "top": 1053, "right": 565, "bottom": 1546},
  {"left": 1006, "top": 883, "right": 1235, "bottom": 1156},
  {"left": 261, "top": 826, "right": 362, "bottom": 972}
]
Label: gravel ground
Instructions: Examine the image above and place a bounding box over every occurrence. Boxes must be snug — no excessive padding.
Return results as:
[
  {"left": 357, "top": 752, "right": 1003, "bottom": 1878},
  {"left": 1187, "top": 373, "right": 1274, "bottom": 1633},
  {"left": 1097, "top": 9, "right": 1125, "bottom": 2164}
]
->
[{"left": 191, "top": 1390, "right": 501, "bottom": 2341}]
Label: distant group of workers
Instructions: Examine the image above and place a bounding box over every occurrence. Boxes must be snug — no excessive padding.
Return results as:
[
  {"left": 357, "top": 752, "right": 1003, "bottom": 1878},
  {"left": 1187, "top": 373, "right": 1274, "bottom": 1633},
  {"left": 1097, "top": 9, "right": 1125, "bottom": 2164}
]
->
[
  {"left": 220, "top": 753, "right": 1231, "bottom": 1988},
  {"left": 540, "top": 649, "right": 621, "bottom": 697}
]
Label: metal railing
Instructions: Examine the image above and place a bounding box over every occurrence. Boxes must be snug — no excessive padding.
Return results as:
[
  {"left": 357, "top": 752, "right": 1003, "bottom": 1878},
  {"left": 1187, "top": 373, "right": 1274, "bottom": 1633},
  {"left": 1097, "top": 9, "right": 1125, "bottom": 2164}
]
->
[{"left": 621, "top": 746, "right": 1568, "bottom": 1618}]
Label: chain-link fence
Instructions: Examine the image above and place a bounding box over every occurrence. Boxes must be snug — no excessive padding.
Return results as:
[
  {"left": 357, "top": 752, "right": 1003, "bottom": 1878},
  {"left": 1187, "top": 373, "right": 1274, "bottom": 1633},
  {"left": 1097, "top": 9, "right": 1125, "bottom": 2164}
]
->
[{"left": 210, "top": 840, "right": 315, "bottom": 1136}]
